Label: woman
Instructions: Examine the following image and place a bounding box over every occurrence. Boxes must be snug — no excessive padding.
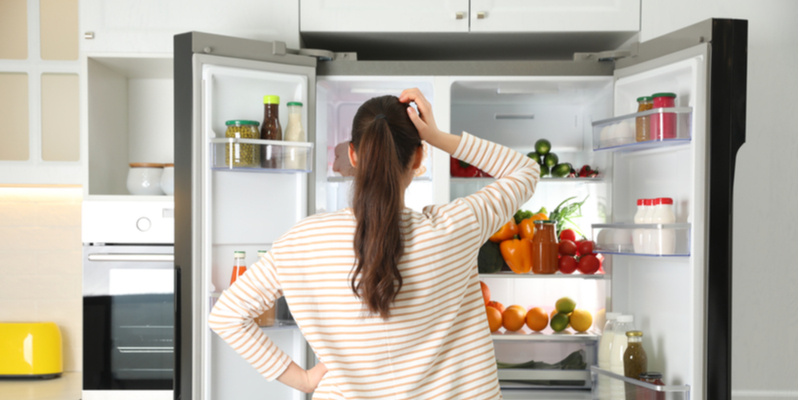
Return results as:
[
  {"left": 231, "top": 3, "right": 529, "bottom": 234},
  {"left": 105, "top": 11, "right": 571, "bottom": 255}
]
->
[{"left": 209, "top": 88, "right": 540, "bottom": 399}]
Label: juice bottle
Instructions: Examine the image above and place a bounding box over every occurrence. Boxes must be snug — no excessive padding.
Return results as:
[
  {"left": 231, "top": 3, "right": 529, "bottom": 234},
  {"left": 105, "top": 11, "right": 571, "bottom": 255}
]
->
[
  {"left": 531, "top": 220, "right": 558, "bottom": 274},
  {"left": 635, "top": 96, "right": 653, "bottom": 142},
  {"left": 229, "top": 251, "right": 246, "bottom": 285}
]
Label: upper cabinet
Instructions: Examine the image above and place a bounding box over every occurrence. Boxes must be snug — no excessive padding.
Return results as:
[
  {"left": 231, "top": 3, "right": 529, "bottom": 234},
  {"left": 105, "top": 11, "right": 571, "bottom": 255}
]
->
[
  {"left": 0, "top": 0, "right": 82, "bottom": 185},
  {"left": 469, "top": 0, "right": 640, "bottom": 33},
  {"left": 301, "top": 0, "right": 639, "bottom": 33},
  {"left": 299, "top": 0, "right": 640, "bottom": 60},
  {"left": 300, "top": 0, "right": 471, "bottom": 33},
  {"left": 80, "top": 0, "right": 302, "bottom": 54}
]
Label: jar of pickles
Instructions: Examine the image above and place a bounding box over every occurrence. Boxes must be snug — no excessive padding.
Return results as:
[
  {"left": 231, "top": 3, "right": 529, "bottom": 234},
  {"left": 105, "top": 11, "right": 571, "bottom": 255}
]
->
[{"left": 225, "top": 120, "right": 260, "bottom": 167}]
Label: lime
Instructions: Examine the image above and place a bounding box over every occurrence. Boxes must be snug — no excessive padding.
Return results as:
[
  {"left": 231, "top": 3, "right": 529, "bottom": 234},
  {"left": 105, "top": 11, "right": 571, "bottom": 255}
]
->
[
  {"left": 551, "top": 163, "right": 572, "bottom": 178},
  {"left": 539, "top": 163, "right": 550, "bottom": 177},
  {"left": 550, "top": 312, "right": 570, "bottom": 332},
  {"left": 535, "top": 139, "right": 551, "bottom": 155},
  {"left": 544, "top": 153, "right": 559, "bottom": 168},
  {"left": 555, "top": 297, "right": 576, "bottom": 314}
]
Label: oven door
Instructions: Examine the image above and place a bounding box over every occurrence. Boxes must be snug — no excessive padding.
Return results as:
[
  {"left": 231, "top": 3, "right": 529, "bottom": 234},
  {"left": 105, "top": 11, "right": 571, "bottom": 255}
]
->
[{"left": 82, "top": 244, "right": 174, "bottom": 398}]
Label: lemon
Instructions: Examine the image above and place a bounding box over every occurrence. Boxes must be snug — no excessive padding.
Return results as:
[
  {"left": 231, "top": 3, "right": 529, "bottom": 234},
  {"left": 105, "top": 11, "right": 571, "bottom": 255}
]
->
[
  {"left": 555, "top": 297, "right": 576, "bottom": 314},
  {"left": 550, "top": 312, "right": 570, "bottom": 332},
  {"left": 569, "top": 309, "right": 593, "bottom": 333}
]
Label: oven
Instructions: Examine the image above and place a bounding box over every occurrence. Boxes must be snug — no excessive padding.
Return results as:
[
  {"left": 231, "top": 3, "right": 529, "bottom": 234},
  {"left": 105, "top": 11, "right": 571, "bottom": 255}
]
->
[{"left": 82, "top": 200, "right": 174, "bottom": 400}]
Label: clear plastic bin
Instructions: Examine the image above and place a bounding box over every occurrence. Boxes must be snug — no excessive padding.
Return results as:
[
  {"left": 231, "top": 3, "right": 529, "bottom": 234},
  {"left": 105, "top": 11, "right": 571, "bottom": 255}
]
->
[
  {"left": 210, "top": 138, "right": 313, "bottom": 172},
  {"left": 592, "top": 107, "right": 692, "bottom": 151},
  {"left": 591, "top": 366, "right": 689, "bottom": 400},
  {"left": 495, "top": 339, "right": 597, "bottom": 389},
  {"left": 592, "top": 223, "right": 691, "bottom": 256}
]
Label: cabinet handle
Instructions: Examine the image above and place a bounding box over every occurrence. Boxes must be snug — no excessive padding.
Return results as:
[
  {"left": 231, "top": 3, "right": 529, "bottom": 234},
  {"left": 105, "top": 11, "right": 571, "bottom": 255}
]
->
[
  {"left": 476, "top": 11, "right": 487, "bottom": 19},
  {"left": 455, "top": 12, "right": 465, "bottom": 20}
]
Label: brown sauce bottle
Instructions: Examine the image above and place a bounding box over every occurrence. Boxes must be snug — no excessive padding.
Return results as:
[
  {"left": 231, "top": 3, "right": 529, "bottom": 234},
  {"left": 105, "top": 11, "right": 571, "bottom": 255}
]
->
[{"left": 261, "top": 95, "right": 282, "bottom": 168}]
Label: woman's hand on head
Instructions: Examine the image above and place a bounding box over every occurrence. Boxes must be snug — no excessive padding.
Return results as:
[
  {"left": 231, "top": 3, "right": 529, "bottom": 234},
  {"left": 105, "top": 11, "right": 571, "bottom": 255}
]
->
[
  {"left": 399, "top": 88, "right": 461, "bottom": 155},
  {"left": 399, "top": 88, "right": 439, "bottom": 142}
]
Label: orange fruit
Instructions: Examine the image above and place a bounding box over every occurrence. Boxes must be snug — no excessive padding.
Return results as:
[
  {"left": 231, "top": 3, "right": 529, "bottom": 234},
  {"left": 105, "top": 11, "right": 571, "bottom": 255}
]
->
[
  {"left": 502, "top": 305, "right": 527, "bottom": 332},
  {"left": 487, "top": 300, "right": 505, "bottom": 315},
  {"left": 479, "top": 281, "right": 491, "bottom": 306},
  {"left": 525, "top": 307, "right": 549, "bottom": 332},
  {"left": 486, "top": 306, "right": 502, "bottom": 332}
]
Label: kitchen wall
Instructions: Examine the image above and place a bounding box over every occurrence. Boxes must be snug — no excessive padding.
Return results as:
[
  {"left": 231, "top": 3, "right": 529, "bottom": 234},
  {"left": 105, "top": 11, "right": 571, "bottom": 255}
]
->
[
  {"left": 640, "top": 2, "right": 798, "bottom": 399},
  {"left": 0, "top": 187, "right": 83, "bottom": 372}
]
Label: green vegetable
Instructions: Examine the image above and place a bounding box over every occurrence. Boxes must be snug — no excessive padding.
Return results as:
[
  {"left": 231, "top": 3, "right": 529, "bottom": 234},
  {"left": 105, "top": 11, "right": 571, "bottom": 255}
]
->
[
  {"left": 551, "top": 162, "right": 573, "bottom": 178},
  {"left": 535, "top": 139, "right": 551, "bottom": 155},
  {"left": 544, "top": 152, "right": 559, "bottom": 168},
  {"left": 477, "top": 241, "right": 505, "bottom": 274},
  {"left": 513, "top": 207, "right": 547, "bottom": 224},
  {"left": 549, "top": 195, "right": 588, "bottom": 236}
]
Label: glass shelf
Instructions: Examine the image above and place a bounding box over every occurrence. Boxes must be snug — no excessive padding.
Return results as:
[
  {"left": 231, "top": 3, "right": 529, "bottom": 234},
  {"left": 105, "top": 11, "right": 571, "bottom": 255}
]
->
[
  {"left": 480, "top": 271, "right": 605, "bottom": 279},
  {"left": 492, "top": 328, "right": 600, "bottom": 342},
  {"left": 592, "top": 107, "right": 692, "bottom": 151},
  {"left": 591, "top": 366, "right": 690, "bottom": 400},
  {"left": 327, "top": 175, "right": 432, "bottom": 183},
  {"left": 592, "top": 223, "right": 691, "bottom": 256},
  {"left": 209, "top": 138, "right": 313, "bottom": 172},
  {"left": 498, "top": 369, "right": 591, "bottom": 389},
  {"left": 450, "top": 176, "right": 604, "bottom": 183}
]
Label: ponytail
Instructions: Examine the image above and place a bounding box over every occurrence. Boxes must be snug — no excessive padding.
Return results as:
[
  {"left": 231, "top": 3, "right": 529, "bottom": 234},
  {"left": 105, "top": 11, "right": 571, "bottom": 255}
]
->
[{"left": 350, "top": 95, "right": 421, "bottom": 319}]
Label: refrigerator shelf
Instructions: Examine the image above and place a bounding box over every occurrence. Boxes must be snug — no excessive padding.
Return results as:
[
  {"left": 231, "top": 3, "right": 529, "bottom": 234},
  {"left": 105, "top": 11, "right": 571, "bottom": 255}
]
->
[
  {"left": 480, "top": 271, "right": 605, "bottom": 279},
  {"left": 590, "top": 366, "right": 690, "bottom": 399},
  {"left": 450, "top": 177, "right": 604, "bottom": 183},
  {"left": 592, "top": 223, "right": 691, "bottom": 256},
  {"left": 209, "top": 138, "right": 314, "bottom": 172},
  {"left": 493, "top": 328, "right": 600, "bottom": 342},
  {"left": 327, "top": 176, "right": 432, "bottom": 182},
  {"left": 592, "top": 107, "right": 693, "bottom": 151}
]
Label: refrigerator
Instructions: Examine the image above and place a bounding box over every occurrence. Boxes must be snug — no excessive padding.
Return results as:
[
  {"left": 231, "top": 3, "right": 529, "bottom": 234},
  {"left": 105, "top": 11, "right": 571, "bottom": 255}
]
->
[{"left": 174, "top": 18, "right": 747, "bottom": 400}]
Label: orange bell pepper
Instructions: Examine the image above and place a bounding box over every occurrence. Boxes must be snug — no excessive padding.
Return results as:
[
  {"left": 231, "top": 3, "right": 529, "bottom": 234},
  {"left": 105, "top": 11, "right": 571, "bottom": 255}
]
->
[
  {"left": 499, "top": 238, "right": 533, "bottom": 274},
  {"left": 518, "top": 218, "right": 535, "bottom": 240},
  {"left": 531, "top": 212, "right": 548, "bottom": 221},
  {"left": 489, "top": 220, "right": 518, "bottom": 243}
]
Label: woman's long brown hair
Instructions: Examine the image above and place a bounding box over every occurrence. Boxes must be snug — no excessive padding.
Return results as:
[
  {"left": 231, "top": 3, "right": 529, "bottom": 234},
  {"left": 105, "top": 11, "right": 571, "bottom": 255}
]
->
[{"left": 349, "top": 95, "right": 421, "bottom": 319}]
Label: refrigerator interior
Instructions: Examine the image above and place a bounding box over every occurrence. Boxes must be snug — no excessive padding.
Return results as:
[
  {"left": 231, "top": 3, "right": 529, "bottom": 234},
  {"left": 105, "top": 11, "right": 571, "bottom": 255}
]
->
[
  {"left": 606, "top": 45, "right": 708, "bottom": 396},
  {"left": 316, "top": 77, "right": 437, "bottom": 212},
  {"left": 200, "top": 59, "right": 313, "bottom": 400},
  {"left": 448, "top": 76, "right": 614, "bottom": 391}
]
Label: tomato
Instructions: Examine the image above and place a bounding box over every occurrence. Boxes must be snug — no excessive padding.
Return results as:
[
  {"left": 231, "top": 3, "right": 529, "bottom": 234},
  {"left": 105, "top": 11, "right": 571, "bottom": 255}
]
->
[
  {"left": 558, "top": 240, "right": 577, "bottom": 256},
  {"left": 595, "top": 253, "right": 605, "bottom": 273},
  {"left": 558, "top": 256, "right": 578, "bottom": 274},
  {"left": 577, "top": 254, "right": 600, "bottom": 274},
  {"left": 559, "top": 229, "right": 577, "bottom": 242},
  {"left": 577, "top": 240, "right": 595, "bottom": 256}
]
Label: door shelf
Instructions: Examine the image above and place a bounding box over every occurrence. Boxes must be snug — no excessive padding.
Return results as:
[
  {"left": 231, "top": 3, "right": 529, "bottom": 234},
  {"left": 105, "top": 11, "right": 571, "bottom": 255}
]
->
[
  {"left": 592, "top": 107, "right": 692, "bottom": 151},
  {"left": 209, "top": 138, "right": 314, "bottom": 173},
  {"left": 591, "top": 366, "right": 690, "bottom": 399},
  {"left": 451, "top": 177, "right": 604, "bottom": 184},
  {"left": 480, "top": 272, "right": 605, "bottom": 280},
  {"left": 592, "top": 223, "right": 691, "bottom": 257}
]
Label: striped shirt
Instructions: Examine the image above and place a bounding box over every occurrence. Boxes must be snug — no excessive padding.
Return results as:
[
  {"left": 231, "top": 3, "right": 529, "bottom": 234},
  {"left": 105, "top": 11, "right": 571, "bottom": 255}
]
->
[{"left": 209, "top": 132, "right": 540, "bottom": 399}]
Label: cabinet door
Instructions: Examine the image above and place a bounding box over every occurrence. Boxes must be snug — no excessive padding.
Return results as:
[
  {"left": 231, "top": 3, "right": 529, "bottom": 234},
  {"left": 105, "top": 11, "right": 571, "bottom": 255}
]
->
[
  {"left": 80, "top": 0, "right": 301, "bottom": 54},
  {"left": 300, "top": 0, "right": 470, "bottom": 32},
  {"left": 469, "top": 0, "right": 640, "bottom": 33}
]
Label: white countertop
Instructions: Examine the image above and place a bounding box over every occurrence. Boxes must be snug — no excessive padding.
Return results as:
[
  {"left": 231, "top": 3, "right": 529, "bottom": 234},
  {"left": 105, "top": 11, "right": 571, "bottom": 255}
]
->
[{"left": 0, "top": 372, "right": 81, "bottom": 400}]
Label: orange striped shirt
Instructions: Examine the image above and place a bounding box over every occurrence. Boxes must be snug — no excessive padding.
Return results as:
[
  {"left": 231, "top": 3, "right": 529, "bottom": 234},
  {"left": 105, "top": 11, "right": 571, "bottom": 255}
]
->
[{"left": 209, "top": 132, "right": 540, "bottom": 399}]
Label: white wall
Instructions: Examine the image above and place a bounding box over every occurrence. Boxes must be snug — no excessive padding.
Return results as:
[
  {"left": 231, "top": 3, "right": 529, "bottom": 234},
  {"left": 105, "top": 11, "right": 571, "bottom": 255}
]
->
[{"left": 641, "top": 2, "right": 798, "bottom": 399}]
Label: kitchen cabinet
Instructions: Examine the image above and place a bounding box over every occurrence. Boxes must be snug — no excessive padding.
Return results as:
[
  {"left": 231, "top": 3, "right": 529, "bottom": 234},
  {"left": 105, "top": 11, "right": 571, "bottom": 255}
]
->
[
  {"left": 80, "top": 0, "right": 301, "bottom": 54},
  {"left": 301, "top": 0, "right": 638, "bottom": 34},
  {"left": 0, "top": 0, "right": 82, "bottom": 185}
]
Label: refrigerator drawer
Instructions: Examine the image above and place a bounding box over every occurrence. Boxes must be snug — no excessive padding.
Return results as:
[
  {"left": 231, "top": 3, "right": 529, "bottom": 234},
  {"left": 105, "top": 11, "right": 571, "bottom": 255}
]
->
[{"left": 494, "top": 340, "right": 596, "bottom": 390}]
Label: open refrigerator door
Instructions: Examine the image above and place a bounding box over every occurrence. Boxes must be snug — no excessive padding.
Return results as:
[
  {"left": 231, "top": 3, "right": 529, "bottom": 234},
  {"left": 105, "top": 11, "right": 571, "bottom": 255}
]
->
[{"left": 174, "top": 33, "right": 318, "bottom": 400}]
